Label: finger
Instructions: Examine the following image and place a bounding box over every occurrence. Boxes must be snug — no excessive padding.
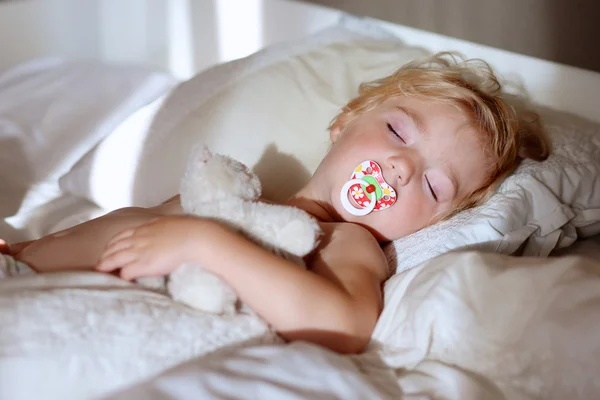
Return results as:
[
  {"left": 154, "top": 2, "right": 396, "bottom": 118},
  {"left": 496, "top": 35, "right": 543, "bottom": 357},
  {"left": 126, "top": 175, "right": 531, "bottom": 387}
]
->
[
  {"left": 96, "top": 249, "right": 139, "bottom": 272},
  {"left": 102, "top": 237, "right": 135, "bottom": 260},
  {"left": 0, "top": 239, "right": 8, "bottom": 255},
  {"left": 143, "top": 216, "right": 162, "bottom": 226},
  {"left": 120, "top": 262, "right": 161, "bottom": 281},
  {"left": 107, "top": 228, "right": 136, "bottom": 247},
  {"left": 131, "top": 219, "right": 162, "bottom": 236}
]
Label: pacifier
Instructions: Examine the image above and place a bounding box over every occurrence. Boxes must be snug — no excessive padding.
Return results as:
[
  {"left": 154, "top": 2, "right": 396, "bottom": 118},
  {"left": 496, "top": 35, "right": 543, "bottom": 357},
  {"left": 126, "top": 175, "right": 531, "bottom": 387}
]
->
[{"left": 340, "top": 160, "right": 397, "bottom": 216}]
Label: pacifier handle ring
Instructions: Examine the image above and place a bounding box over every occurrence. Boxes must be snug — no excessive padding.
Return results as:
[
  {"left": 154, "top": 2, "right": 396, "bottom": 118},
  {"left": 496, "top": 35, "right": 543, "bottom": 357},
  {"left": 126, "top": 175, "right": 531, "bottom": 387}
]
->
[{"left": 340, "top": 179, "right": 377, "bottom": 216}]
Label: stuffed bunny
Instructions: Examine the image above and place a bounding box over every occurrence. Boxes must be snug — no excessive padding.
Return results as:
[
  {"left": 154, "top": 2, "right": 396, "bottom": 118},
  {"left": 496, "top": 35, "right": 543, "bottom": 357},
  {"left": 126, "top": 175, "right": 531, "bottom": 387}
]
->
[{"left": 138, "top": 147, "right": 321, "bottom": 315}]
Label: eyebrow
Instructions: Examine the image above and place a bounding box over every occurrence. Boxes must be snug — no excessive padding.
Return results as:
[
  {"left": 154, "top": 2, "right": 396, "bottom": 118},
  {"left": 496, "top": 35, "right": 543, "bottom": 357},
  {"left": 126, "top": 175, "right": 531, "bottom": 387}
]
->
[{"left": 395, "top": 106, "right": 427, "bottom": 135}]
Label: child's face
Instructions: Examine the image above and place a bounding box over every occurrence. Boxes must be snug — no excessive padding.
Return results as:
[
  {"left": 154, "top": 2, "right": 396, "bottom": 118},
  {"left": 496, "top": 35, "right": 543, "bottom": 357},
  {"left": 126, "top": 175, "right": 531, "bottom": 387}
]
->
[{"left": 315, "top": 96, "right": 490, "bottom": 242}]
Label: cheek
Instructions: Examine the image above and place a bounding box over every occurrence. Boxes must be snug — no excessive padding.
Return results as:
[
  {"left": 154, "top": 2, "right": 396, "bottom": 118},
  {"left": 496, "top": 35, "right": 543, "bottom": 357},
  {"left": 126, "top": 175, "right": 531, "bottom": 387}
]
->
[
  {"left": 328, "top": 139, "right": 388, "bottom": 181},
  {"left": 373, "top": 188, "right": 435, "bottom": 239}
]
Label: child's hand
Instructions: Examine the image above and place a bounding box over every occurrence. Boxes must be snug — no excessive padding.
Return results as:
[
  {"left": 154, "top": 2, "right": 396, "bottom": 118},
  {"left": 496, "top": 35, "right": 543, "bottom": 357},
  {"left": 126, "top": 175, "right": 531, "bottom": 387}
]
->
[
  {"left": 96, "top": 216, "right": 208, "bottom": 281},
  {"left": 0, "top": 239, "right": 9, "bottom": 255}
]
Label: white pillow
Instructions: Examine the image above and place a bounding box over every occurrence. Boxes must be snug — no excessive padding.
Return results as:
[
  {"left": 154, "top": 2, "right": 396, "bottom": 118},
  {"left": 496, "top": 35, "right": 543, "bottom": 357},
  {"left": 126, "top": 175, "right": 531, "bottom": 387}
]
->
[
  {"left": 59, "top": 17, "right": 409, "bottom": 208},
  {"left": 0, "top": 58, "right": 176, "bottom": 223},
  {"left": 0, "top": 58, "right": 176, "bottom": 185},
  {"left": 58, "top": 18, "right": 600, "bottom": 273}
]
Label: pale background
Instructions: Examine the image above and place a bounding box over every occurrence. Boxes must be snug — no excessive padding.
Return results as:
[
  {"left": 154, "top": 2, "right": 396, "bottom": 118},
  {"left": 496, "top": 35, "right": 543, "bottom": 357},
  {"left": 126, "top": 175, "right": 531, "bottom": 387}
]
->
[
  {"left": 0, "top": 0, "right": 598, "bottom": 122},
  {"left": 0, "top": 0, "right": 340, "bottom": 79}
]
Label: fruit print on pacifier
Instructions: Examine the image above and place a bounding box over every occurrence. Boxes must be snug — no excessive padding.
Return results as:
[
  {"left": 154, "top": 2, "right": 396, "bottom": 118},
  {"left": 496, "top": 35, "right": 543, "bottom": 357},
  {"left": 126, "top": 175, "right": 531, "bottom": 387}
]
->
[{"left": 340, "top": 160, "right": 397, "bottom": 216}]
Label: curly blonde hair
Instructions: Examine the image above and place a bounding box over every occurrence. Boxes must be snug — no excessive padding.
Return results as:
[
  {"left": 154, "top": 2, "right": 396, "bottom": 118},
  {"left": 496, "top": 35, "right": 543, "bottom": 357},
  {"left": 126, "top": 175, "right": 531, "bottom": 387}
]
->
[{"left": 329, "top": 52, "right": 550, "bottom": 218}]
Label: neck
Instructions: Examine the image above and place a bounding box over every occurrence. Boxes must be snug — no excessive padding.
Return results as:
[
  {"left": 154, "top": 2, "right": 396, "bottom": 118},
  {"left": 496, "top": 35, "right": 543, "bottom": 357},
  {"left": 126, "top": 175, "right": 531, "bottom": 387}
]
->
[
  {"left": 287, "top": 185, "right": 392, "bottom": 245},
  {"left": 286, "top": 186, "right": 341, "bottom": 224}
]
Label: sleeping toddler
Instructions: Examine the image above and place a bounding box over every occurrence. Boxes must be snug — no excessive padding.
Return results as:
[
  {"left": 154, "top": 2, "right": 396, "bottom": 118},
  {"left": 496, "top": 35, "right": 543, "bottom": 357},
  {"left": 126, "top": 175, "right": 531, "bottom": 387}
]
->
[{"left": 0, "top": 52, "right": 549, "bottom": 354}]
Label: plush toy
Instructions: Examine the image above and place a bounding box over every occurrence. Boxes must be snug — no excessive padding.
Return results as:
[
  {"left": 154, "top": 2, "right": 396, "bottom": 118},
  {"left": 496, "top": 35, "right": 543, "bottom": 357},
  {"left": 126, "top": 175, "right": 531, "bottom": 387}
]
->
[{"left": 138, "top": 146, "right": 321, "bottom": 315}]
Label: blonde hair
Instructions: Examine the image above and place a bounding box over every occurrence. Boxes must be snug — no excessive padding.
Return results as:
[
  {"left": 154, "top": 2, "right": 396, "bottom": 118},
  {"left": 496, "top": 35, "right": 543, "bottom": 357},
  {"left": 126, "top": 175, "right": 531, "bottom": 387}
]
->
[{"left": 329, "top": 51, "right": 550, "bottom": 218}]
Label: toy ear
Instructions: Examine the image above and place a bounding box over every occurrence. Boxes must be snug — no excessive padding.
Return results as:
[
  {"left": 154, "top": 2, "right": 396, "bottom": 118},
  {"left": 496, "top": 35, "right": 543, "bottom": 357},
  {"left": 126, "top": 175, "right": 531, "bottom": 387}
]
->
[{"left": 192, "top": 144, "right": 213, "bottom": 164}]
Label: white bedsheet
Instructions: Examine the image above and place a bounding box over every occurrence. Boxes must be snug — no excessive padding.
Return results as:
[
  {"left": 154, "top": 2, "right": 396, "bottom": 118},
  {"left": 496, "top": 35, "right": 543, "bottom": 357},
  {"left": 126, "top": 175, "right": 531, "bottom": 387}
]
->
[
  {"left": 105, "top": 342, "right": 506, "bottom": 400},
  {"left": 106, "top": 252, "right": 600, "bottom": 400},
  {"left": 0, "top": 271, "right": 280, "bottom": 400},
  {"left": 106, "top": 342, "right": 404, "bottom": 400},
  {"left": 2, "top": 251, "right": 600, "bottom": 400}
]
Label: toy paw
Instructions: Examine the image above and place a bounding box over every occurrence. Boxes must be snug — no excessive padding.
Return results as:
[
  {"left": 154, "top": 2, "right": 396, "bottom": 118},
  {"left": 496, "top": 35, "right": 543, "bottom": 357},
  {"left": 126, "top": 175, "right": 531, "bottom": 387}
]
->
[
  {"left": 168, "top": 263, "right": 237, "bottom": 315},
  {"left": 271, "top": 206, "right": 321, "bottom": 257},
  {"left": 136, "top": 276, "right": 167, "bottom": 291},
  {"left": 277, "top": 218, "right": 321, "bottom": 257}
]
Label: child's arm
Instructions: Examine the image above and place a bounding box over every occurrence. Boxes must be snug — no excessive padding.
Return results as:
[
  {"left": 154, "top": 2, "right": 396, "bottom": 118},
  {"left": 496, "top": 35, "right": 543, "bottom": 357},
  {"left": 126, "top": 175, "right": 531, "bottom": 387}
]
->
[
  {"left": 97, "top": 216, "right": 388, "bottom": 354},
  {"left": 11, "top": 196, "right": 184, "bottom": 273}
]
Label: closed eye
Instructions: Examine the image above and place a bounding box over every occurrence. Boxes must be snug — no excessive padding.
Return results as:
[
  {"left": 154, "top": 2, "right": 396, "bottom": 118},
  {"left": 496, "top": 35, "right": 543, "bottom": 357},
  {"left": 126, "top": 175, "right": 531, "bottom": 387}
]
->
[
  {"left": 387, "top": 123, "right": 406, "bottom": 144},
  {"left": 425, "top": 176, "right": 438, "bottom": 202}
]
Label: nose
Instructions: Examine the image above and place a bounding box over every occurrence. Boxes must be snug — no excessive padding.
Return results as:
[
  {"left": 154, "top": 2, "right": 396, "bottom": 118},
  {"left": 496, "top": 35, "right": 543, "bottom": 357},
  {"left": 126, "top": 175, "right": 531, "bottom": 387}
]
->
[{"left": 388, "top": 155, "right": 416, "bottom": 186}]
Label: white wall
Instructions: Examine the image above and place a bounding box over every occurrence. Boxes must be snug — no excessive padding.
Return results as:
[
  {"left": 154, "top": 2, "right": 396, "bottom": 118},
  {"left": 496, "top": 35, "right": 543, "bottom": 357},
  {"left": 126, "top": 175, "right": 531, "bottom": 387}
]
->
[
  {"left": 0, "top": 0, "right": 339, "bottom": 79},
  {"left": 0, "top": 0, "right": 100, "bottom": 70}
]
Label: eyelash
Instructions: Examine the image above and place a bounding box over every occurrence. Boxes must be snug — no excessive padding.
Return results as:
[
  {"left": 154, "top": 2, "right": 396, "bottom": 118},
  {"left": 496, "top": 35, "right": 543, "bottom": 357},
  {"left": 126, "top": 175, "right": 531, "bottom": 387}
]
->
[
  {"left": 425, "top": 176, "right": 438, "bottom": 202},
  {"left": 387, "top": 123, "right": 438, "bottom": 201},
  {"left": 387, "top": 123, "right": 406, "bottom": 144}
]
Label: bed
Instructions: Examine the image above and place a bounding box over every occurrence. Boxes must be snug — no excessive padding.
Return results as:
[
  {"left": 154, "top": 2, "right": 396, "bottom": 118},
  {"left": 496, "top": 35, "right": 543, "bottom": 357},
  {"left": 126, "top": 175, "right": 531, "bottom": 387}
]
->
[{"left": 1, "top": 1, "right": 599, "bottom": 399}]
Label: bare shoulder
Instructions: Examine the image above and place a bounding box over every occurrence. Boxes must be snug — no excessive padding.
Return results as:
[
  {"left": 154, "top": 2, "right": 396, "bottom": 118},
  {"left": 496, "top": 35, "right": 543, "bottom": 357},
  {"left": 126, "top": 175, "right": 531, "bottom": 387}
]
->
[
  {"left": 302, "top": 222, "right": 389, "bottom": 345},
  {"left": 310, "top": 222, "right": 389, "bottom": 284}
]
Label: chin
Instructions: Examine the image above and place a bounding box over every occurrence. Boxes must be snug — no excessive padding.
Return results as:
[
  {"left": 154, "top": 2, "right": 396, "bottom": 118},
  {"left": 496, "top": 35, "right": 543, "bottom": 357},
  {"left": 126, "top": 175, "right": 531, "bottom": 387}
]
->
[
  {"left": 362, "top": 224, "right": 390, "bottom": 243},
  {"left": 346, "top": 216, "right": 392, "bottom": 243},
  {"left": 362, "top": 213, "right": 405, "bottom": 243}
]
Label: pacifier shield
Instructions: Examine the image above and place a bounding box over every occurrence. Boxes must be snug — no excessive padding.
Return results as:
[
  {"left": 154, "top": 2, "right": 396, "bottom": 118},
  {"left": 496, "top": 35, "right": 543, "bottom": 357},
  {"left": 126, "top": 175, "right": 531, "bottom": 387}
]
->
[{"left": 340, "top": 160, "right": 397, "bottom": 216}]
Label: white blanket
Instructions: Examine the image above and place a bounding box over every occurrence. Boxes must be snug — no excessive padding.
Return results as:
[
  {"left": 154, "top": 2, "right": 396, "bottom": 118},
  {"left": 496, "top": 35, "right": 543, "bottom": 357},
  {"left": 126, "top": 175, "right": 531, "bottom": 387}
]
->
[
  {"left": 2, "top": 251, "right": 600, "bottom": 400},
  {"left": 0, "top": 272, "right": 280, "bottom": 400},
  {"left": 371, "top": 251, "right": 600, "bottom": 400},
  {"left": 0, "top": 59, "right": 176, "bottom": 242}
]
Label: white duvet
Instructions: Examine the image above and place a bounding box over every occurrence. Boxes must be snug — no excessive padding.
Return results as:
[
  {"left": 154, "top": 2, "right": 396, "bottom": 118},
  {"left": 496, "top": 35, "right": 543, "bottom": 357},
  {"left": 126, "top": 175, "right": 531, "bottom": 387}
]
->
[
  {"left": 0, "top": 272, "right": 281, "bottom": 400},
  {"left": 2, "top": 251, "right": 600, "bottom": 400},
  {"left": 372, "top": 251, "right": 600, "bottom": 399}
]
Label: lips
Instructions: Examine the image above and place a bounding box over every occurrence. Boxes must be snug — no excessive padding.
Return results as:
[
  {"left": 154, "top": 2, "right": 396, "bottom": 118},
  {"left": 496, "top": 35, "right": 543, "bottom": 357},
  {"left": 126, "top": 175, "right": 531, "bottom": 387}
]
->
[{"left": 347, "top": 160, "right": 397, "bottom": 211}]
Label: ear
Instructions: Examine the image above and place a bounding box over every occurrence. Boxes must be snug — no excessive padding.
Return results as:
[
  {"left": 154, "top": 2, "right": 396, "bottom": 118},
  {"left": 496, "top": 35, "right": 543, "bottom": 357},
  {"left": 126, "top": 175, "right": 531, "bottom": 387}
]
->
[
  {"left": 330, "top": 124, "right": 342, "bottom": 143},
  {"left": 197, "top": 145, "right": 213, "bottom": 163},
  {"left": 329, "top": 114, "right": 349, "bottom": 143}
]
